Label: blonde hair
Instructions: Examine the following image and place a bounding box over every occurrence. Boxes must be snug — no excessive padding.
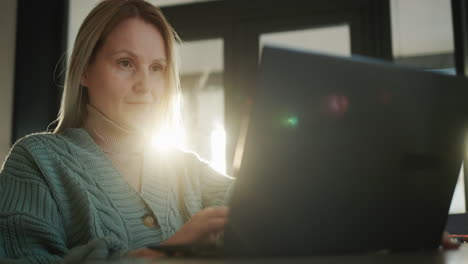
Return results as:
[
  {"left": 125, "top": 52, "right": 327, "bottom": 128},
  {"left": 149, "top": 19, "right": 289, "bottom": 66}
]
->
[{"left": 53, "top": 0, "right": 181, "bottom": 133}]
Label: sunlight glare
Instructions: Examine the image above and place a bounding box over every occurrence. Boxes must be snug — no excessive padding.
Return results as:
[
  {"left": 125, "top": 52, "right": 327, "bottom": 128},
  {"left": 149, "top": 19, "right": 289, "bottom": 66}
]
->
[
  {"left": 210, "top": 123, "right": 226, "bottom": 174},
  {"left": 151, "top": 126, "right": 186, "bottom": 151}
]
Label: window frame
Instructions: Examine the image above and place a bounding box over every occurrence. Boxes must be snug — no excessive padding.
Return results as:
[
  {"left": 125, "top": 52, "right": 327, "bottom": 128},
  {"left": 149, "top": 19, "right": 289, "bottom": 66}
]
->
[{"left": 162, "top": 0, "right": 392, "bottom": 174}]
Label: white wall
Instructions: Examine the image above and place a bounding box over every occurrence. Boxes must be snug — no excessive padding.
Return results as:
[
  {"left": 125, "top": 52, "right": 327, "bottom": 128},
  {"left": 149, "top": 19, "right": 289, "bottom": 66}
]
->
[
  {"left": 391, "top": 0, "right": 454, "bottom": 57},
  {"left": 0, "top": 0, "right": 17, "bottom": 165},
  {"left": 67, "top": 0, "right": 101, "bottom": 54}
]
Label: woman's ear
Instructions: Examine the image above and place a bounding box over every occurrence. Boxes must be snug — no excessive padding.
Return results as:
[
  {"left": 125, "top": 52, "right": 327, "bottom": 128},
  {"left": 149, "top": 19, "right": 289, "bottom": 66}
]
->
[{"left": 80, "top": 70, "right": 89, "bottom": 87}]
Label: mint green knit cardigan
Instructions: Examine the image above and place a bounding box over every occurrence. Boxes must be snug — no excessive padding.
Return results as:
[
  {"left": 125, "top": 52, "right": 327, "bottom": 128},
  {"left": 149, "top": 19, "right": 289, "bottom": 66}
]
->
[{"left": 0, "top": 129, "right": 234, "bottom": 263}]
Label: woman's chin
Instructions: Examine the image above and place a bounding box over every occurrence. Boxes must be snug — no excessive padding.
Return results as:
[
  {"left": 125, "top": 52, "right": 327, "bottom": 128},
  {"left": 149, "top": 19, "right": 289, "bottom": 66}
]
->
[{"left": 123, "top": 116, "right": 154, "bottom": 134}]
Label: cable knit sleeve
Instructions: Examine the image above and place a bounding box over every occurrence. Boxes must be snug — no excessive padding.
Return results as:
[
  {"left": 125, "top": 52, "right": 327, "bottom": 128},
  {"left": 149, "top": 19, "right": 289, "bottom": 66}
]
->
[
  {"left": 183, "top": 151, "right": 235, "bottom": 208},
  {"left": 0, "top": 137, "right": 128, "bottom": 264}
]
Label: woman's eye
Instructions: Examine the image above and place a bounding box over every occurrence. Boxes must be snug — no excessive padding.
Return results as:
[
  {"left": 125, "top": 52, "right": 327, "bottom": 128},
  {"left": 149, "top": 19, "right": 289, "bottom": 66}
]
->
[
  {"left": 118, "top": 60, "right": 132, "bottom": 68},
  {"left": 151, "top": 64, "right": 164, "bottom": 72}
]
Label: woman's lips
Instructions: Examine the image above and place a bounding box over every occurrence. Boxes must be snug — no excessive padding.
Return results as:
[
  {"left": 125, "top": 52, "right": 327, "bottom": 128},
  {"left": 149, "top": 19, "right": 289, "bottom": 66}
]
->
[{"left": 126, "top": 102, "right": 154, "bottom": 104}]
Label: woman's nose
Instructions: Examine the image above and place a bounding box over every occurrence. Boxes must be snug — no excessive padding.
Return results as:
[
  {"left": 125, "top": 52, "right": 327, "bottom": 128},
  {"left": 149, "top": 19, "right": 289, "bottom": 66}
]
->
[{"left": 133, "top": 69, "right": 151, "bottom": 94}]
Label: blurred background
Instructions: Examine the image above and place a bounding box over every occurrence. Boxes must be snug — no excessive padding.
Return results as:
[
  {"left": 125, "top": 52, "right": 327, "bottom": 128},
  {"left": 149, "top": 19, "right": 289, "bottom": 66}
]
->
[{"left": 1, "top": 0, "right": 466, "bottom": 218}]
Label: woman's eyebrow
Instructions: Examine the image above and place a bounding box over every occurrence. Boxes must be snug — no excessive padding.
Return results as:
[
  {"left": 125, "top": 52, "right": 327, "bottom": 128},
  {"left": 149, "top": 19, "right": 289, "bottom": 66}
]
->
[
  {"left": 109, "top": 49, "right": 138, "bottom": 57},
  {"left": 109, "top": 49, "right": 166, "bottom": 63},
  {"left": 151, "top": 58, "right": 167, "bottom": 65}
]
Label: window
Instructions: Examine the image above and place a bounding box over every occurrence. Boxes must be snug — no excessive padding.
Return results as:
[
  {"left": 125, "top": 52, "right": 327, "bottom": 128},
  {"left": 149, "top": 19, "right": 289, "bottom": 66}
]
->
[{"left": 179, "top": 39, "right": 226, "bottom": 173}]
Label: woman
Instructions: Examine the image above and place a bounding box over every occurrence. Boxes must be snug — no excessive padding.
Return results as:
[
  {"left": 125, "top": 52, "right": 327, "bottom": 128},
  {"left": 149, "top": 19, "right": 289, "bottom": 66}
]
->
[{"left": 0, "top": 0, "right": 233, "bottom": 262}]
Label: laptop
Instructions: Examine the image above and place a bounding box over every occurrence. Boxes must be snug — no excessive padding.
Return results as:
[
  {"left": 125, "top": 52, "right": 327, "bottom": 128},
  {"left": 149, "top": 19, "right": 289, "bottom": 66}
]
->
[
  {"left": 152, "top": 46, "right": 468, "bottom": 258},
  {"left": 223, "top": 46, "right": 468, "bottom": 257}
]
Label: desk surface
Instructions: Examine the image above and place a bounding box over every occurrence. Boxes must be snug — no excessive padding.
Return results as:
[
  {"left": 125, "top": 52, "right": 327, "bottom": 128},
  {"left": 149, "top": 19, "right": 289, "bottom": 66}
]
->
[{"left": 154, "top": 244, "right": 468, "bottom": 264}]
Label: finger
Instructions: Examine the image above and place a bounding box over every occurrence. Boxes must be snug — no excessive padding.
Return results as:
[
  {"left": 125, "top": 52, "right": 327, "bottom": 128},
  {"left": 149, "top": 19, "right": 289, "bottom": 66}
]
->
[
  {"left": 206, "top": 217, "right": 229, "bottom": 233},
  {"left": 193, "top": 216, "right": 228, "bottom": 237},
  {"left": 441, "top": 232, "right": 460, "bottom": 250},
  {"left": 202, "top": 206, "right": 230, "bottom": 217}
]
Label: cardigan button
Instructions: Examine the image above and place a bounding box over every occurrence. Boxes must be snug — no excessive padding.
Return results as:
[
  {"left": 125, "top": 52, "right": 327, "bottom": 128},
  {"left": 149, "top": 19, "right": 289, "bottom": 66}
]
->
[{"left": 142, "top": 214, "right": 157, "bottom": 227}]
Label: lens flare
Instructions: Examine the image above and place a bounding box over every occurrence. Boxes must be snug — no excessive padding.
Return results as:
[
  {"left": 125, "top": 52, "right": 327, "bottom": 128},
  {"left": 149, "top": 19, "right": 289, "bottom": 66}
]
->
[
  {"left": 211, "top": 123, "right": 226, "bottom": 174},
  {"left": 287, "top": 116, "right": 299, "bottom": 127},
  {"left": 151, "top": 126, "right": 186, "bottom": 151},
  {"left": 326, "top": 93, "right": 349, "bottom": 117}
]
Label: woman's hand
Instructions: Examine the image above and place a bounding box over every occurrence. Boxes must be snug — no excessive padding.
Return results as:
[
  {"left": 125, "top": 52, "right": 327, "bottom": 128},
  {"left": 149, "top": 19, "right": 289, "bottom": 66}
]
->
[
  {"left": 125, "top": 206, "right": 228, "bottom": 259},
  {"left": 162, "top": 206, "right": 229, "bottom": 245},
  {"left": 441, "top": 231, "right": 460, "bottom": 250}
]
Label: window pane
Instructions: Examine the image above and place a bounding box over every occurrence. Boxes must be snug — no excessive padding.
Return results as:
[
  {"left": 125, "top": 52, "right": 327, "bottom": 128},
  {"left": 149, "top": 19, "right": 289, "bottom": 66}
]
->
[
  {"left": 391, "top": 0, "right": 454, "bottom": 69},
  {"left": 179, "top": 39, "right": 226, "bottom": 174},
  {"left": 68, "top": 0, "right": 101, "bottom": 50},
  {"left": 260, "top": 24, "right": 351, "bottom": 57},
  {"left": 451, "top": 165, "right": 466, "bottom": 214}
]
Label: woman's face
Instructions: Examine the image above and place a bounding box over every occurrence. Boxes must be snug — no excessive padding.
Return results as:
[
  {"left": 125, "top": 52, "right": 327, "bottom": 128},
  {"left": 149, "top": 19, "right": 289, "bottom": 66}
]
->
[{"left": 82, "top": 17, "right": 167, "bottom": 131}]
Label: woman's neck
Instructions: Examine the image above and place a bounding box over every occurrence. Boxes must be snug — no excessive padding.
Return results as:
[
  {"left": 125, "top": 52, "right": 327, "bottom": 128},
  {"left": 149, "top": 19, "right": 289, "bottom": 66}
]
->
[{"left": 82, "top": 104, "right": 146, "bottom": 154}]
